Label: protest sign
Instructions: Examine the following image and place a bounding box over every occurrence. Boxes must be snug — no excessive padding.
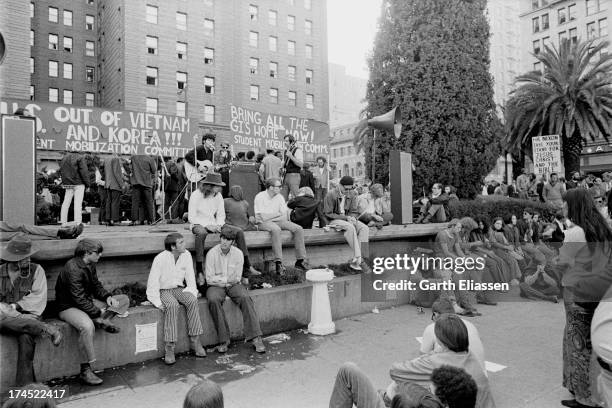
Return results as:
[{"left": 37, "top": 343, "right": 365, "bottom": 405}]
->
[{"left": 532, "top": 135, "right": 562, "bottom": 176}]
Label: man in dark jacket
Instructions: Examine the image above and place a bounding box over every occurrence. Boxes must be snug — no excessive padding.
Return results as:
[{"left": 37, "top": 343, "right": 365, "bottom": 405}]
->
[
  {"left": 130, "top": 155, "right": 157, "bottom": 225},
  {"left": 414, "top": 183, "right": 449, "bottom": 224},
  {"left": 55, "top": 239, "right": 129, "bottom": 385},
  {"left": 59, "top": 152, "right": 91, "bottom": 225},
  {"left": 299, "top": 164, "right": 315, "bottom": 192},
  {"left": 287, "top": 187, "right": 325, "bottom": 229}
]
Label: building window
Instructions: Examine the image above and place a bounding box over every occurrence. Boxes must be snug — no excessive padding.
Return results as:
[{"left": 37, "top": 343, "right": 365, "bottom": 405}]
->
[
  {"left": 249, "top": 4, "right": 258, "bottom": 21},
  {"left": 249, "top": 31, "right": 258, "bottom": 47},
  {"left": 305, "top": 69, "right": 313, "bottom": 84},
  {"left": 63, "top": 62, "right": 72, "bottom": 79},
  {"left": 30, "top": 86, "right": 35, "bottom": 100},
  {"left": 177, "top": 42, "right": 187, "bottom": 59},
  {"left": 146, "top": 98, "right": 158, "bottom": 113},
  {"left": 288, "top": 65, "right": 296, "bottom": 81},
  {"left": 305, "top": 20, "right": 312, "bottom": 35},
  {"left": 204, "top": 105, "right": 215, "bottom": 122},
  {"left": 48, "top": 60, "right": 58, "bottom": 77},
  {"left": 287, "top": 40, "right": 295, "bottom": 55},
  {"left": 306, "top": 94, "right": 314, "bottom": 109},
  {"left": 204, "top": 76, "right": 214, "bottom": 94},
  {"left": 305, "top": 44, "right": 313, "bottom": 59},
  {"left": 86, "top": 93, "right": 94, "bottom": 107},
  {"left": 533, "top": 39, "right": 541, "bottom": 54},
  {"left": 63, "top": 10, "right": 72, "bottom": 26},
  {"left": 176, "top": 101, "right": 186, "bottom": 117},
  {"left": 204, "top": 19, "right": 214, "bottom": 36},
  {"left": 542, "top": 36, "right": 550, "bottom": 48},
  {"left": 587, "top": 22, "right": 597, "bottom": 39},
  {"left": 146, "top": 36, "right": 158, "bottom": 55},
  {"left": 269, "top": 36, "right": 277, "bottom": 51},
  {"left": 532, "top": 0, "right": 539, "bottom": 9},
  {"left": 146, "top": 5, "right": 158, "bottom": 24},
  {"left": 177, "top": 72, "right": 187, "bottom": 90},
  {"left": 288, "top": 91, "right": 296, "bottom": 106},
  {"left": 63, "top": 90, "right": 73, "bottom": 105},
  {"left": 30, "top": 30, "right": 34, "bottom": 47},
  {"left": 48, "top": 34, "right": 58, "bottom": 50},
  {"left": 542, "top": 14, "right": 549, "bottom": 30},
  {"left": 30, "top": 58, "right": 34, "bottom": 74},
  {"left": 176, "top": 12, "right": 187, "bottom": 30},
  {"left": 48, "top": 6, "right": 58, "bottom": 23},
  {"left": 250, "top": 85, "right": 259, "bottom": 101},
  {"left": 49, "top": 88, "right": 58, "bottom": 103},
  {"left": 305, "top": 0, "right": 311, "bottom": 10},
  {"left": 30, "top": 2, "right": 34, "bottom": 18},
  {"left": 559, "top": 7, "right": 569, "bottom": 25},
  {"left": 204, "top": 48, "right": 214, "bottom": 64},
  {"left": 146, "top": 67, "right": 158, "bottom": 86},
  {"left": 269, "top": 10, "right": 277, "bottom": 26},
  {"left": 269, "top": 62, "right": 278, "bottom": 78},
  {"left": 86, "top": 66, "right": 95, "bottom": 82},
  {"left": 63, "top": 36, "right": 73, "bottom": 53},
  {"left": 250, "top": 58, "right": 259, "bottom": 74},
  {"left": 559, "top": 30, "right": 568, "bottom": 42},
  {"left": 85, "top": 41, "right": 95, "bottom": 56},
  {"left": 85, "top": 15, "right": 94, "bottom": 30},
  {"left": 532, "top": 17, "right": 540, "bottom": 33},
  {"left": 568, "top": 4, "right": 577, "bottom": 21},
  {"left": 600, "top": 18, "right": 608, "bottom": 37},
  {"left": 270, "top": 88, "right": 278, "bottom": 104},
  {"left": 288, "top": 15, "right": 295, "bottom": 30},
  {"left": 534, "top": 62, "right": 542, "bottom": 71},
  {"left": 569, "top": 27, "right": 578, "bottom": 43}
]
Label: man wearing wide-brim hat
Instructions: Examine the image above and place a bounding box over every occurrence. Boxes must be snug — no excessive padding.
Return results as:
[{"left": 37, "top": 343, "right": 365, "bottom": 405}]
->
[{"left": 0, "top": 233, "right": 63, "bottom": 386}]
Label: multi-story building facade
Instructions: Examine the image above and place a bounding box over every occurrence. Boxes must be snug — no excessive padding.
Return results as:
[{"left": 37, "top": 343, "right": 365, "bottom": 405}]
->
[
  {"left": 8, "top": 0, "right": 329, "bottom": 142},
  {"left": 328, "top": 63, "right": 367, "bottom": 128},
  {"left": 330, "top": 122, "right": 366, "bottom": 184}
]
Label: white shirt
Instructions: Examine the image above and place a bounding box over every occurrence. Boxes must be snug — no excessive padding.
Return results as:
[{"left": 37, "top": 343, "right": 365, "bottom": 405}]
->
[
  {"left": 420, "top": 318, "right": 486, "bottom": 374},
  {"left": 592, "top": 291, "right": 612, "bottom": 364},
  {"left": 146, "top": 250, "right": 198, "bottom": 308},
  {"left": 188, "top": 190, "right": 225, "bottom": 228},
  {"left": 254, "top": 191, "right": 288, "bottom": 223},
  {"left": 205, "top": 245, "right": 244, "bottom": 287}
]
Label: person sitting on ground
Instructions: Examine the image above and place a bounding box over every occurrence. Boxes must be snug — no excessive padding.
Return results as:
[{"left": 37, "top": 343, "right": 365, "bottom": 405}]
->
[
  {"left": 415, "top": 184, "right": 449, "bottom": 224},
  {"left": 0, "top": 234, "right": 63, "bottom": 387},
  {"left": 254, "top": 177, "right": 310, "bottom": 275},
  {"left": 531, "top": 212, "right": 556, "bottom": 260},
  {"left": 358, "top": 183, "right": 393, "bottom": 229},
  {"left": 444, "top": 185, "right": 459, "bottom": 201},
  {"left": 324, "top": 176, "right": 370, "bottom": 271},
  {"left": 146, "top": 233, "right": 207, "bottom": 365},
  {"left": 183, "top": 379, "right": 224, "bottom": 408},
  {"left": 205, "top": 227, "right": 266, "bottom": 354},
  {"left": 469, "top": 217, "right": 513, "bottom": 284},
  {"left": 55, "top": 239, "right": 129, "bottom": 385},
  {"left": 0, "top": 221, "right": 83, "bottom": 242},
  {"left": 430, "top": 365, "right": 479, "bottom": 408},
  {"left": 421, "top": 299, "right": 486, "bottom": 373},
  {"left": 518, "top": 257, "right": 560, "bottom": 304},
  {"left": 517, "top": 208, "right": 547, "bottom": 273},
  {"left": 502, "top": 214, "right": 529, "bottom": 272},
  {"left": 287, "top": 187, "right": 325, "bottom": 229},
  {"left": 488, "top": 218, "right": 522, "bottom": 285}
]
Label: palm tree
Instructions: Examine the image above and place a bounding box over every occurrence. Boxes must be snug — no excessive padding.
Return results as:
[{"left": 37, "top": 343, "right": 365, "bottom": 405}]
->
[{"left": 504, "top": 38, "right": 612, "bottom": 178}]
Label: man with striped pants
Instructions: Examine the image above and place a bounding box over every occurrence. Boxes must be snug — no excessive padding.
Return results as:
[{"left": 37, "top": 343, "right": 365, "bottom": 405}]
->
[{"left": 146, "top": 233, "right": 207, "bottom": 364}]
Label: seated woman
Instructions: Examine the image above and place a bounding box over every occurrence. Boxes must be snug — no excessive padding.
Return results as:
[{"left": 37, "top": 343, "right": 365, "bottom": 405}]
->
[
  {"left": 444, "top": 185, "right": 459, "bottom": 201},
  {"left": 357, "top": 183, "right": 393, "bottom": 229},
  {"left": 469, "top": 216, "right": 514, "bottom": 284},
  {"left": 287, "top": 187, "right": 325, "bottom": 229},
  {"left": 488, "top": 217, "right": 522, "bottom": 285}
]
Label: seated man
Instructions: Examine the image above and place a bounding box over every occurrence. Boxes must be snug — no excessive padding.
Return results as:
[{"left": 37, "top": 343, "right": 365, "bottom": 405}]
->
[
  {"left": 324, "top": 176, "right": 370, "bottom": 271},
  {"left": 146, "top": 233, "right": 206, "bottom": 365},
  {"left": 1, "top": 221, "right": 83, "bottom": 242},
  {"left": 517, "top": 208, "right": 547, "bottom": 272},
  {"left": 254, "top": 177, "right": 310, "bottom": 275},
  {"left": 414, "top": 183, "right": 449, "bottom": 224},
  {"left": 287, "top": 187, "right": 326, "bottom": 229},
  {"left": 205, "top": 227, "right": 265, "bottom": 354},
  {"left": 357, "top": 183, "right": 393, "bottom": 229},
  {"left": 55, "top": 239, "right": 129, "bottom": 385},
  {"left": 0, "top": 234, "right": 63, "bottom": 386},
  {"left": 518, "top": 263, "right": 560, "bottom": 303}
]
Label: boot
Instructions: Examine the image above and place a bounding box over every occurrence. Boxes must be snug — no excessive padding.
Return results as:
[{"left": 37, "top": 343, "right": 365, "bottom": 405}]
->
[
  {"left": 189, "top": 336, "right": 207, "bottom": 358},
  {"left": 57, "top": 223, "right": 84, "bottom": 239},
  {"left": 164, "top": 342, "right": 176, "bottom": 365},
  {"left": 275, "top": 261, "right": 286, "bottom": 276},
  {"left": 79, "top": 365, "right": 103, "bottom": 385},
  {"left": 44, "top": 324, "right": 63, "bottom": 346}
]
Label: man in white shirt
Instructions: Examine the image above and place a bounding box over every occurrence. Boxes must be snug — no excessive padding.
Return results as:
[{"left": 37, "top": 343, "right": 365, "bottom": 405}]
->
[
  {"left": 146, "top": 233, "right": 206, "bottom": 365},
  {"left": 205, "top": 228, "right": 265, "bottom": 354},
  {"left": 259, "top": 149, "right": 283, "bottom": 187},
  {"left": 188, "top": 173, "right": 226, "bottom": 275},
  {"left": 281, "top": 134, "right": 304, "bottom": 201},
  {"left": 254, "top": 177, "right": 309, "bottom": 275}
]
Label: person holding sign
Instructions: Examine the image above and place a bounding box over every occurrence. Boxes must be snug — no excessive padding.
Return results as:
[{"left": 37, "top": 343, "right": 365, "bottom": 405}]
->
[
  {"left": 281, "top": 134, "right": 303, "bottom": 201},
  {"left": 543, "top": 173, "right": 566, "bottom": 210}
]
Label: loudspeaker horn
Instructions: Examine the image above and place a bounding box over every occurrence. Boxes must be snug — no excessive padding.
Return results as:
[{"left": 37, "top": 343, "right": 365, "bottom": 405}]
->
[
  {"left": 0, "top": 33, "right": 5, "bottom": 65},
  {"left": 368, "top": 106, "right": 402, "bottom": 138}
]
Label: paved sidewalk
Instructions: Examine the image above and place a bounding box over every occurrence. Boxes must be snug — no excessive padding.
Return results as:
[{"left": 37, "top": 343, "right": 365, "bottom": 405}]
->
[{"left": 52, "top": 290, "right": 570, "bottom": 408}]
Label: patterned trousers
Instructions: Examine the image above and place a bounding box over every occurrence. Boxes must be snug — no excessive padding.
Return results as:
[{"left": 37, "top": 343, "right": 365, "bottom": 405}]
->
[{"left": 160, "top": 288, "right": 204, "bottom": 343}]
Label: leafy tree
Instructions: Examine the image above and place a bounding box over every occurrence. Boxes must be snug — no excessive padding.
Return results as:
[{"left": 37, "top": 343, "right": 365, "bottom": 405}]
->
[
  {"left": 504, "top": 39, "right": 612, "bottom": 179},
  {"left": 357, "top": 0, "right": 501, "bottom": 198}
]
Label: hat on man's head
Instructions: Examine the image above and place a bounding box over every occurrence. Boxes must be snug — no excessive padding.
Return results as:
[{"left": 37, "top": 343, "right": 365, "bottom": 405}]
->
[
  {"left": 339, "top": 176, "right": 354, "bottom": 186},
  {"left": 202, "top": 172, "right": 226, "bottom": 186},
  {"left": 0, "top": 233, "right": 38, "bottom": 262}
]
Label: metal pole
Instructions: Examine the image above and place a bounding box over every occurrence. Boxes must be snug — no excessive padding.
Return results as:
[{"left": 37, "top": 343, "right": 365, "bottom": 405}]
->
[{"left": 371, "top": 129, "right": 376, "bottom": 182}]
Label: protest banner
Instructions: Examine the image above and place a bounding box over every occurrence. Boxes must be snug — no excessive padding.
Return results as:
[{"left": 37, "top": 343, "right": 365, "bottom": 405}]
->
[{"left": 532, "top": 134, "right": 562, "bottom": 176}]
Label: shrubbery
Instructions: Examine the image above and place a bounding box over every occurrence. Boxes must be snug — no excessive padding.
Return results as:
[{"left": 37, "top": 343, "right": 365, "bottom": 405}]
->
[{"left": 448, "top": 195, "right": 558, "bottom": 222}]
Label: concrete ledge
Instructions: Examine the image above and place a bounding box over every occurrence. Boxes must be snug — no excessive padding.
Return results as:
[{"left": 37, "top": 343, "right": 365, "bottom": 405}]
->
[{"left": 0, "top": 274, "right": 411, "bottom": 391}]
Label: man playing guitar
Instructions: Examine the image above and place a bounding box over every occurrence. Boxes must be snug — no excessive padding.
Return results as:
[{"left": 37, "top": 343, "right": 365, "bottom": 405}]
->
[
  {"left": 281, "top": 134, "right": 303, "bottom": 201},
  {"left": 184, "top": 133, "right": 216, "bottom": 183}
]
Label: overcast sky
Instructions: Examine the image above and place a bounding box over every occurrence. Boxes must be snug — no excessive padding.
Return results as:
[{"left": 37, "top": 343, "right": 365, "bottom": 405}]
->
[{"left": 327, "top": 0, "right": 383, "bottom": 79}]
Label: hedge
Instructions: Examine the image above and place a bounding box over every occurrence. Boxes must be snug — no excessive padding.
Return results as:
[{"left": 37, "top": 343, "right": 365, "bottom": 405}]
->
[{"left": 448, "top": 195, "right": 558, "bottom": 223}]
